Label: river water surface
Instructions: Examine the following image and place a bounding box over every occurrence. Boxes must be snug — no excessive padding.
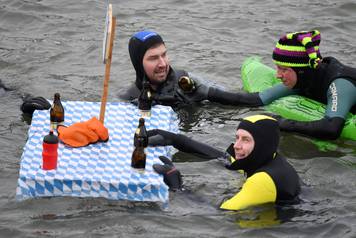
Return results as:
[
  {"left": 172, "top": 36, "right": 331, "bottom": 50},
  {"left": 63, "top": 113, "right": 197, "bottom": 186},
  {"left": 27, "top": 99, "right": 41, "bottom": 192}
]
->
[{"left": 1, "top": 0, "right": 356, "bottom": 237}]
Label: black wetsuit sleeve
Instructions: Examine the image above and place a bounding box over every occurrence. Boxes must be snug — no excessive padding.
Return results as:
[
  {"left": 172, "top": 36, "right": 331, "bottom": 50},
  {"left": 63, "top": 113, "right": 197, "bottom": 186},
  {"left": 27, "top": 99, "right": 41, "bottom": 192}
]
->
[
  {"left": 278, "top": 117, "right": 345, "bottom": 140},
  {"left": 148, "top": 129, "right": 225, "bottom": 159},
  {"left": 172, "top": 134, "right": 225, "bottom": 159},
  {"left": 207, "top": 87, "right": 263, "bottom": 106}
]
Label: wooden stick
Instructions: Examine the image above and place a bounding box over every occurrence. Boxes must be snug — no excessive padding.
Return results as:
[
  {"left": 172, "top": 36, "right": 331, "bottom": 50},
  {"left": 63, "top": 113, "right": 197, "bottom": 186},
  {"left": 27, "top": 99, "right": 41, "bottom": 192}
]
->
[{"left": 99, "top": 16, "right": 116, "bottom": 123}]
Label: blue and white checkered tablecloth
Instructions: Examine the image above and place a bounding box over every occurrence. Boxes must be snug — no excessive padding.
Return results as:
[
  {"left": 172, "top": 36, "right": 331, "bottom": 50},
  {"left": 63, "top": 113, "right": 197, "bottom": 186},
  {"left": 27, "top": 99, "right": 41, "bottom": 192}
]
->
[{"left": 16, "top": 101, "right": 178, "bottom": 203}]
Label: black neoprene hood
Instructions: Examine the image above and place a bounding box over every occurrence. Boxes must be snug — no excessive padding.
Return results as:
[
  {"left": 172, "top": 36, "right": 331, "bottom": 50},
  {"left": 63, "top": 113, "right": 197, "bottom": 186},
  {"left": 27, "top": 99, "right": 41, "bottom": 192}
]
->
[{"left": 128, "top": 30, "right": 164, "bottom": 89}]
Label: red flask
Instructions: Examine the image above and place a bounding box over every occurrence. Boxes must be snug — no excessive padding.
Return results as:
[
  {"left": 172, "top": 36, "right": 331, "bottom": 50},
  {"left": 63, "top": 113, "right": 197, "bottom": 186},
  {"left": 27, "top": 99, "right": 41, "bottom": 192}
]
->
[{"left": 42, "top": 130, "right": 58, "bottom": 170}]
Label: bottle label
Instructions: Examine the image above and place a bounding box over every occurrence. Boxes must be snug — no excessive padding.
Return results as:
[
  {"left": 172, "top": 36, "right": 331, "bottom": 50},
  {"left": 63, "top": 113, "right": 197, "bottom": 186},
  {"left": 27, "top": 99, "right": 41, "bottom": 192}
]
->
[
  {"left": 140, "top": 110, "right": 151, "bottom": 118},
  {"left": 50, "top": 122, "right": 57, "bottom": 130}
]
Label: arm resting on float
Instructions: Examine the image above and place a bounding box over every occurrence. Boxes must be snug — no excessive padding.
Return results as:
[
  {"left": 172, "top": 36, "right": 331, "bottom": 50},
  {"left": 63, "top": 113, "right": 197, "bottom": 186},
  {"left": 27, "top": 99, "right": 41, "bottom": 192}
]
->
[{"left": 220, "top": 172, "right": 277, "bottom": 210}]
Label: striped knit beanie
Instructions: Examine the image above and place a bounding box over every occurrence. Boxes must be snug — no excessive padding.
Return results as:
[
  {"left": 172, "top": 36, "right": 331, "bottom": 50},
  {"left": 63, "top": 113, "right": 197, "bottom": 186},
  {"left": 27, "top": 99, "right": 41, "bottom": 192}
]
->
[{"left": 272, "top": 30, "right": 322, "bottom": 69}]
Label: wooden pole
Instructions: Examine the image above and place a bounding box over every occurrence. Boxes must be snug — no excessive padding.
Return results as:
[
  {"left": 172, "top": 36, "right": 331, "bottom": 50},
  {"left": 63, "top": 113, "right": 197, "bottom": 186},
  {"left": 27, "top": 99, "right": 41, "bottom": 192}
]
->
[{"left": 99, "top": 15, "right": 116, "bottom": 123}]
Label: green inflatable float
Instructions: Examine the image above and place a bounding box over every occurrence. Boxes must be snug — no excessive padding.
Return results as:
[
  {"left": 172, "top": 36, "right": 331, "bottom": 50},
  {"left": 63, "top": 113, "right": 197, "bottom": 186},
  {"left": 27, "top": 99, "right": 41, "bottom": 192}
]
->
[{"left": 241, "top": 56, "right": 356, "bottom": 141}]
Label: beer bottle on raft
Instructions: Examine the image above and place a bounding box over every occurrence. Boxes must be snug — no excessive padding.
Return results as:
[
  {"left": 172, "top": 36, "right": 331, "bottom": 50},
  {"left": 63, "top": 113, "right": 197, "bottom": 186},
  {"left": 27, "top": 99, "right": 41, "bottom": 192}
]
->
[
  {"left": 138, "top": 81, "right": 152, "bottom": 118},
  {"left": 178, "top": 76, "right": 196, "bottom": 93},
  {"left": 131, "top": 118, "right": 148, "bottom": 170},
  {"left": 50, "top": 93, "right": 64, "bottom": 130},
  {"left": 134, "top": 118, "right": 148, "bottom": 147}
]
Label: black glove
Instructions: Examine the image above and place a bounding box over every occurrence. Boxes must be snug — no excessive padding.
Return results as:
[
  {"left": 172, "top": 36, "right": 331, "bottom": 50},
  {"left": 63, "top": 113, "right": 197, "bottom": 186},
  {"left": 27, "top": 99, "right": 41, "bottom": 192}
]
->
[
  {"left": 216, "top": 152, "right": 235, "bottom": 168},
  {"left": 215, "top": 143, "right": 239, "bottom": 170},
  {"left": 263, "top": 112, "right": 304, "bottom": 131},
  {"left": 147, "top": 129, "right": 176, "bottom": 147},
  {"left": 261, "top": 113, "right": 296, "bottom": 131},
  {"left": 21, "top": 95, "right": 51, "bottom": 115},
  {"left": 153, "top": 156, "right": 183, "bottom": 191},
  {"left": 272, "top": 115, "right": 344, "bottom": 140}
]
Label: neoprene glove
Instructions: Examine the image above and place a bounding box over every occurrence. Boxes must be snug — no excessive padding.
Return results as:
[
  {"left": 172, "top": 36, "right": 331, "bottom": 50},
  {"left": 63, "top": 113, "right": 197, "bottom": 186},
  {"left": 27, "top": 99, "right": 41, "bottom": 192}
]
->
[
  {"left": 21, "top": 95, "right": 51, "bottom": 115},
  {"left": 153, "top": 156, "right": 183, "bottom": 191},
  {"left": 263, "top": 112, "right": 307, "bottom": 131},
  {"left": 147, "top": 129, "right": 176, "bottom": 147},
  {"left": 270, "top": 114, "right": 345, "bottom": 140}
]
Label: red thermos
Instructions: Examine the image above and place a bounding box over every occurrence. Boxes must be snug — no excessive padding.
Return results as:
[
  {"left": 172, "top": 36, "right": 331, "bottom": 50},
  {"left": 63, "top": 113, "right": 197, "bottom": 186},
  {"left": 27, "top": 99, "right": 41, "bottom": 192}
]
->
[{"left": 42, "top": 130, "right": 58, "bottom": 170}]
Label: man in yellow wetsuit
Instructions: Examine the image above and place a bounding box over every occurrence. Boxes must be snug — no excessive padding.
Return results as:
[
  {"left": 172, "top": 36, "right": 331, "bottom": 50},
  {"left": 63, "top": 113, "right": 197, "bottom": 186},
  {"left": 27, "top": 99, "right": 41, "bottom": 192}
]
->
[{"left": 150, "top": 115, "right": 300, "bottom": 210}]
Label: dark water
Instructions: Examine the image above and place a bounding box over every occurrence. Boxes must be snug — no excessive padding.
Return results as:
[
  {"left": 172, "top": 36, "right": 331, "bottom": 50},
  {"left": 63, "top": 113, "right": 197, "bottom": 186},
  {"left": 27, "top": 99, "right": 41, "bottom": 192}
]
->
[{"left": 1, "top": 0, "right": 356, "bottom": 237}]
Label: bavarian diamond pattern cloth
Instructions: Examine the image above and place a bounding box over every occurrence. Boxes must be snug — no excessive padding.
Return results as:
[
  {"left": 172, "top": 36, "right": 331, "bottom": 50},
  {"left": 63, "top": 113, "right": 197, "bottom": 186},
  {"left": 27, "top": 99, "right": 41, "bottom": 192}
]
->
[{"left": 16, "top": 101, "right": 178, "bottom": 203}]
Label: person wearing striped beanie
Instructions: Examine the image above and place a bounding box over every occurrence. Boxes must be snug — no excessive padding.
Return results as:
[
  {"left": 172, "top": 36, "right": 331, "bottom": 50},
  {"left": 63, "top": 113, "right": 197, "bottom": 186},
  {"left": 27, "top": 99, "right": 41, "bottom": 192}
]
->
[
  {"left": 271, "top": 30, "right": 322, "bottom": 90},
  {"left": 272, "top": 30, "right": 322, "bottom": 69},
  {"left": 266, "top": 30, "right": 356, "bottom": 139},
  {"left": 207, "top": 30, "right": 356, "bottom": 140}
]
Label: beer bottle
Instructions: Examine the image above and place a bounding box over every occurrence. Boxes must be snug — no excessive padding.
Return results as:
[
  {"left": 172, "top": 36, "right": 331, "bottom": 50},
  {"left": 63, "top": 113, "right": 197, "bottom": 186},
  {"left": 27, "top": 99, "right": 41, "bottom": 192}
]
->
[
  {"left": 131, "top": 139, "right": 146, "bottom": 170},
  {"left": 134, "top": 118, "right": 148, "bottom": 148},
  {"left": 178, "top": 76, "right": 196, "bottom": 93},
  {"left": 50, "top": 93, "right": 64, "bottom": 130},
  {"left": 138, "top": 81, "right": 152, "bottom": 117}
]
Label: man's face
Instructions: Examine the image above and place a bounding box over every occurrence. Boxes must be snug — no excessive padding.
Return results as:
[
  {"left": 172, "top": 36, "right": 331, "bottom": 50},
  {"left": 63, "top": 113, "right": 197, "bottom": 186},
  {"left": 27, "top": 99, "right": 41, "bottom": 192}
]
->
[
  {"left": 276, "top": 65, "right": 298, "bottom": 89},
  {"left": 143, "top": 43, "right": 169, "bottom": 85},
  {"left": 233, "top": 129, "right": 255, "bottom": 160}
]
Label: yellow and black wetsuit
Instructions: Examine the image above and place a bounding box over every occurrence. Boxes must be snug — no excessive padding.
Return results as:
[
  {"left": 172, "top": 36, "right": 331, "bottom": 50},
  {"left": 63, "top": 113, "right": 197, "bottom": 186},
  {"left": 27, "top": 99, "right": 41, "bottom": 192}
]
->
[
  {"left": 220, "top": 149, "right": 300, "bottom": 210},
  {"left": 148, "top": 115, "right": 301, "bottom": 210},
  {"left": 220, "top": 115, "right": 300, "bottom": 210}
]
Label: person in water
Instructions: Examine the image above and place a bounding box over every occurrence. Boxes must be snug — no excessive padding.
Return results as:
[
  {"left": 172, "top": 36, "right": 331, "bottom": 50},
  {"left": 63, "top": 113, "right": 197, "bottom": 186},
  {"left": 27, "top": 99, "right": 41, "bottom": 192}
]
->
[
  {"left": 21, "top": 30, "right": 215, "bottom": 115},
  {"left": 118, "top": 30, "right": 218, "bottom": 109},
  {"left": 151, "top": 115, "right": 300, "bottom": 210},
  {"left": 21, "top": 30, "right": 355, "bottom": 140},
  {"left": 204, "top": 30, "right": 356, "bottom": 140}
]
